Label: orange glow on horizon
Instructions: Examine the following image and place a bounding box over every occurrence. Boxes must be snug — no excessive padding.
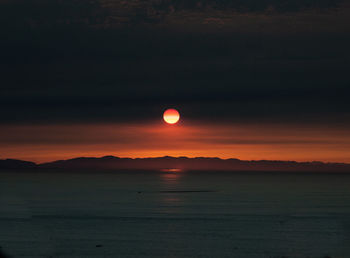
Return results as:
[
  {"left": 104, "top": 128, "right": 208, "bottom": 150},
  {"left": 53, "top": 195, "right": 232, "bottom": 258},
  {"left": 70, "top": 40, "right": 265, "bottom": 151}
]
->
[{"left": 1, "top": 122, "right": 350, "bottom": 163}]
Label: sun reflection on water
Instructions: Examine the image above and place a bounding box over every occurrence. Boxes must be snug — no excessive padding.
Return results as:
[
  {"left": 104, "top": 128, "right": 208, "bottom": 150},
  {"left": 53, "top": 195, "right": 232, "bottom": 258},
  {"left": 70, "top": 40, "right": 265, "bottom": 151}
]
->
[{"left": 158, "top": 168, "right": 185, "bottom": 214}]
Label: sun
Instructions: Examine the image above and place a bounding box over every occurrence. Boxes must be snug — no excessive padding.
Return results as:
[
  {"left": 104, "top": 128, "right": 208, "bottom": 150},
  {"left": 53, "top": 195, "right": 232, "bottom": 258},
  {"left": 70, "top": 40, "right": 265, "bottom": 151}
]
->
[{"left": 163, "top": 109, "right": 180, "bottom": 124}]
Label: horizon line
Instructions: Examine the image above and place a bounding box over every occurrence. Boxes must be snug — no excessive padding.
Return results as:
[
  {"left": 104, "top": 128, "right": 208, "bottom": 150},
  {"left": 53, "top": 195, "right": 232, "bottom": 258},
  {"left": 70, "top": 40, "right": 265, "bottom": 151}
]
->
[{"left": 2, "top": 155, "right": 350, "bottom": 166}]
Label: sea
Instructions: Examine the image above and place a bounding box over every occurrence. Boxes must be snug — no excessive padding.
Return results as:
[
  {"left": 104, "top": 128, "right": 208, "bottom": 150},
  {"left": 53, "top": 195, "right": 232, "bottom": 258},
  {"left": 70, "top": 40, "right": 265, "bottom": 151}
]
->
[{"left": 1, "top": 170, "right": 350, "bottom": 258}]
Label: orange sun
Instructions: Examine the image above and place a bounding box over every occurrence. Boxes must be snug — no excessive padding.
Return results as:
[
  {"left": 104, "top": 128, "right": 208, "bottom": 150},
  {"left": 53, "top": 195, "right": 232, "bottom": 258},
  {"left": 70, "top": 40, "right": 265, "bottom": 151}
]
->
[{"left": 163, "top": 109, "right": 180, "bottom": 124}]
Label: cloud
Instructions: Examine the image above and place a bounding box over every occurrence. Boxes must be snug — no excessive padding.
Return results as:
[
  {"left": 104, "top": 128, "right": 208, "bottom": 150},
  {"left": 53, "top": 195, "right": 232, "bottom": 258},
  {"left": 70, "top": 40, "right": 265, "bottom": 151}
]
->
[
  {"left": 153, "top": 0, "right": 342, "bottom": 12},
  {"left": 0, "top": 0, "right": 347, "bottom": 31}
]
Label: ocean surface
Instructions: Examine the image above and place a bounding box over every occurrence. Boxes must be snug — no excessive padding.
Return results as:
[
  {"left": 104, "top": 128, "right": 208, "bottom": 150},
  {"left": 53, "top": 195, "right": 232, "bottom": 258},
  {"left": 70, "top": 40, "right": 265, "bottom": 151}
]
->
[{"left": 1, "top": 170, "right": 350, "bottom": 258}]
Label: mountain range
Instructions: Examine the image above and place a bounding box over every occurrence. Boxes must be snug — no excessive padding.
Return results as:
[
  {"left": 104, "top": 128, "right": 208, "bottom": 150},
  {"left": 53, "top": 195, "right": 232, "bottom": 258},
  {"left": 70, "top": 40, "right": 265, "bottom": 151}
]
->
[{"left": 1, "top": 156, "right": 350, "bottom": 172}]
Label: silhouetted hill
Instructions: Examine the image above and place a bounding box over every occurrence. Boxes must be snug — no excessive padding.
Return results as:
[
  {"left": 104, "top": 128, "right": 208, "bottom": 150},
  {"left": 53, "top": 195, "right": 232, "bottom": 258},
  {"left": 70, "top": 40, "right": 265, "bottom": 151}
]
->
[
  {"left": 0, "top": 159, "right": 37, "bottom": 169},
  {"left": 38, "top": 156, "right": 350, "bottom": 172},
  {"left": 1, "top": 156, "right": 350, "bottom": 172}
]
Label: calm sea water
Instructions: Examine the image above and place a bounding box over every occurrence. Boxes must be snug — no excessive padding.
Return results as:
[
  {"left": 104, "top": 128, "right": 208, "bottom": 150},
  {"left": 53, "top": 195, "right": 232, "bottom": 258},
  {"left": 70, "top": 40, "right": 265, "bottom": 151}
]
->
[{"left": 1, "top": 170, "right": 350, "bottom": 258}]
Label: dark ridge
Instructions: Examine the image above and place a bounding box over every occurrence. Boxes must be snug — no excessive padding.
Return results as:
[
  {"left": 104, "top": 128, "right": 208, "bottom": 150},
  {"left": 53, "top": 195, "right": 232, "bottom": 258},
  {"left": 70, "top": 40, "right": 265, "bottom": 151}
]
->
[
  {"left": 0, "top": 159, "right": 37, "bottom": 169},
  {"left": 1, "top": 156, "right": 350, "bottom": 172},
  {"left": 31, "top": 156, "right": 350, "bottom": 172}
]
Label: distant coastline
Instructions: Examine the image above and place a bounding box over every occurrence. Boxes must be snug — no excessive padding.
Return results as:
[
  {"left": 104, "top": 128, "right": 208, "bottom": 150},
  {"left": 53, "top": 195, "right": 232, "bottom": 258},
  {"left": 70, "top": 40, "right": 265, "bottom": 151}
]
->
[{"left": 1, "top": 156, "right": 350, "bottom": 172}]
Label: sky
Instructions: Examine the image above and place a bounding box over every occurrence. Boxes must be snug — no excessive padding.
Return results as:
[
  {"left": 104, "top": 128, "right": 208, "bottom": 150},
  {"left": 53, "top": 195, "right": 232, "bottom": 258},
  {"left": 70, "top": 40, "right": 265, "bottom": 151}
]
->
[{"left": 1, "top": 0, "right": 350, "bottom": 163}]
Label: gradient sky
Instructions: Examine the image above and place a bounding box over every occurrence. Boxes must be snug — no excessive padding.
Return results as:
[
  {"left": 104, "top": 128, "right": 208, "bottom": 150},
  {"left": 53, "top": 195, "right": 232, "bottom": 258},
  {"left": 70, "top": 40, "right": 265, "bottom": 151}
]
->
[{"left": 1, "top": 0, "right": 350, "bottom": 162}]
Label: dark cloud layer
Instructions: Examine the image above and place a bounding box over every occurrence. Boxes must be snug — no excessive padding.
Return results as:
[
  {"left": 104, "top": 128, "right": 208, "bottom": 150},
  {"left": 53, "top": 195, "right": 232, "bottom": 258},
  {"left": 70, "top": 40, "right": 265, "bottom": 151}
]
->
[
  {"left": 0, "top": 0, "right": 343, "bottom": 29},
  {"left": 156, "top": 0, "right": 342, "bottom": 12},
  {"left": 0, "top": 0, "right": 350, "bottom": 125}
]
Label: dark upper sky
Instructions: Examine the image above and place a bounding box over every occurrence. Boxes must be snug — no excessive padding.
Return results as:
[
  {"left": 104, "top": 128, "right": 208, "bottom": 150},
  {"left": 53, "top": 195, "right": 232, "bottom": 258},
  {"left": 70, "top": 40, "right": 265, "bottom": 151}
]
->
[
  {"left": 1, "top": 0, "right": 350, "bottom": 162},
  {"left": 1, "top": 0, "right": 349, "bottom": 126}
]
